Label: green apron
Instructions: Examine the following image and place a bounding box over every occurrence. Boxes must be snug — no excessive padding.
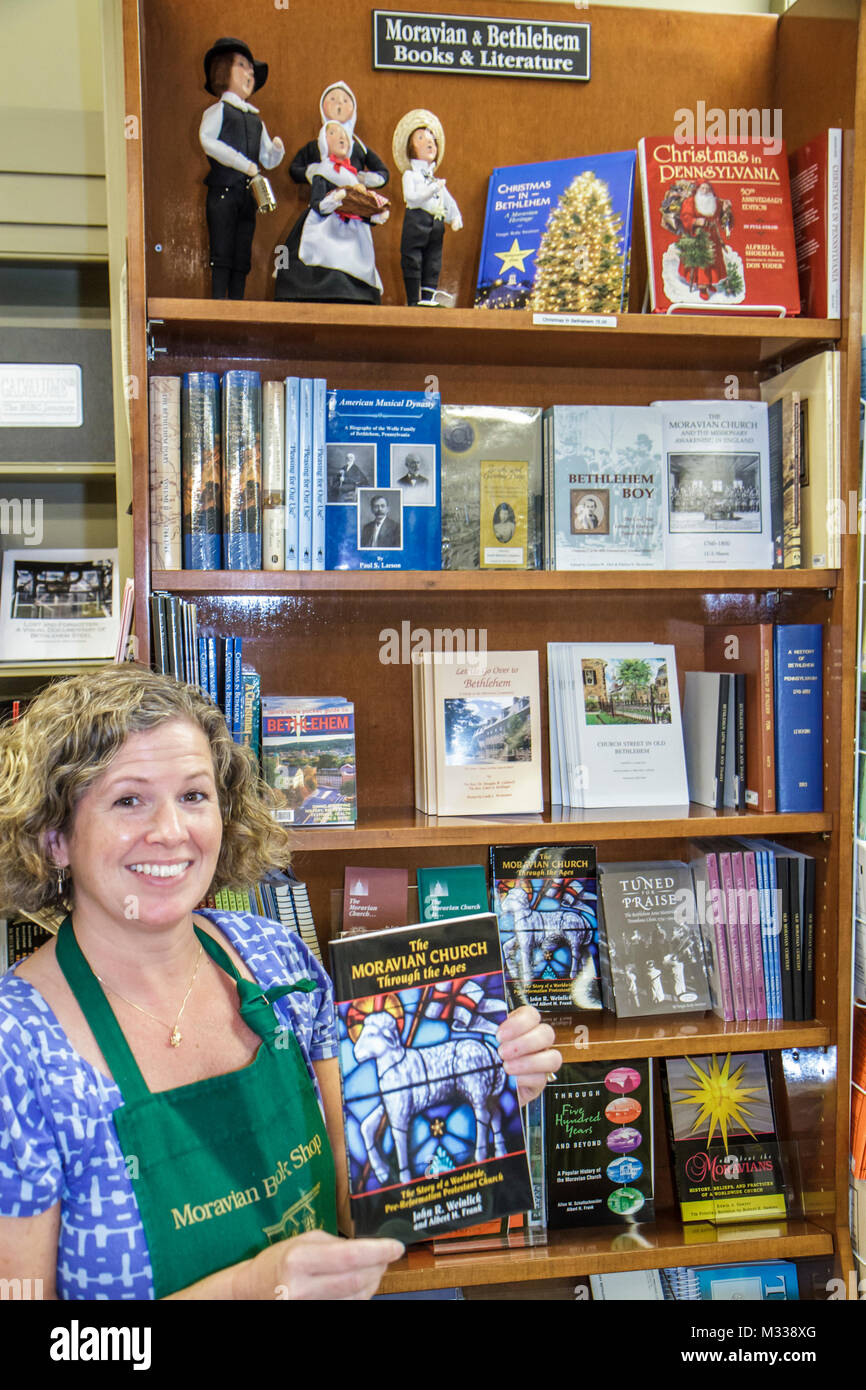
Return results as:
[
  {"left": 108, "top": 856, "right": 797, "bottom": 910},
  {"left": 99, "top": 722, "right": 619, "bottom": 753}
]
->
[{"left": 55, "top": 916, "right": 338, "bottom": 1299}]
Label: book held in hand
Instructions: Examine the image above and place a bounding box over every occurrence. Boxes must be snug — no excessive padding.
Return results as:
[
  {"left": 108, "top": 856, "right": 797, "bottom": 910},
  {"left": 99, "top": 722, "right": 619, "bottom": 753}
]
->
[
  {"left": 490, "top": 843, "right": 599, "bottom": 1013},
  {"left": 330, "top": 913, "right": 534, "bottom": 1244}
]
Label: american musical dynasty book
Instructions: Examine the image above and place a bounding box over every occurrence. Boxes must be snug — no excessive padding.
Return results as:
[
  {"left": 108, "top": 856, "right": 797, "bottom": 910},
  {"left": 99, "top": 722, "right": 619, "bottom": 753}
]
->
[{"left": 330, "top": 913, "right": 534, "bottom": 1244}]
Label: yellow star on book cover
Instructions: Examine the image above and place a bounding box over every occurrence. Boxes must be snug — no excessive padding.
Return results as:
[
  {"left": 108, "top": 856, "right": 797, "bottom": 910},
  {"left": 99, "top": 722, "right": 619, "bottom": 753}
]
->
[
  {"left": 673, "top": 1053, "right": 763, "bottom": 1149},
  {"left": 494, "top": 238, "right": 533, "bottom": 274}
]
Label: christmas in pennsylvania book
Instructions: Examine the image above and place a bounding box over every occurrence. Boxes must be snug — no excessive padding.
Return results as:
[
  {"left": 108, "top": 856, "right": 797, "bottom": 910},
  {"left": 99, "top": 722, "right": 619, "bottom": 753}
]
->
[{"left": 330, "top": 913, "right": 534, "bottom": 1244}]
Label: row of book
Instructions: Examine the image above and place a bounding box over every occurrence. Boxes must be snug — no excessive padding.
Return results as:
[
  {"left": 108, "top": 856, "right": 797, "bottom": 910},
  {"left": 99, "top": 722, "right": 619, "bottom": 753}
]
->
[
  {"left": 150, "top": 592, "right": 260, "bottom": 752},
  {"left": 476, "top": 130, "right": 840, "bottom": 319},
  {"left": 201, "top": 868, "right": 321, "bottom": 964},
  {"left": 331, "top": 839, "right": 816, "bottom": 1025},
  {"left": 410, "top": 627, "right": 822, "bottom": 818},
  {"left": 149, "top": 358, "right": 840, "bottom": 578}
]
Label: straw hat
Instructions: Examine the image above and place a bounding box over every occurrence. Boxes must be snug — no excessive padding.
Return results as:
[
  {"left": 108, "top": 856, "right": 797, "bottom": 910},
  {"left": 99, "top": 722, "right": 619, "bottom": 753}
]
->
[{"left": 392, "top": 109, "right": 445, "bottom": 173}]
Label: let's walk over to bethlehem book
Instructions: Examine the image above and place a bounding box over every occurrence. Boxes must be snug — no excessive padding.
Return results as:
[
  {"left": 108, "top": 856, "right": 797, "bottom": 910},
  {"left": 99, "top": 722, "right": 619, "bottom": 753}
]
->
[{"left": 330, "top": 914, "right": 533, "bottom": 1244}]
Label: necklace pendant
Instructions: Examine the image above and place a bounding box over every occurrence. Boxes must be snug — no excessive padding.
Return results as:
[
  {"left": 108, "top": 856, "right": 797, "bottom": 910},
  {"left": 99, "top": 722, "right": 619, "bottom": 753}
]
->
[{"left": 169, "top": 1027, "right": 182, "bottom": 1047}]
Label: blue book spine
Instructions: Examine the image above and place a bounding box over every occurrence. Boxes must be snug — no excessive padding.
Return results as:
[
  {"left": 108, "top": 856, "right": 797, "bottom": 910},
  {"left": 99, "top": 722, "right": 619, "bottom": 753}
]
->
[
  {"left": 298, "top": 379, "right": 313, "bottom": 569},
  {"left": 284, "top": 377, "right": 300, "bottom": 570},
  {"left": 222, "top": 370, "right": 262, "bottom": 570},
  {"left": 181, "top": 372, "right": 222, "bottom": 569},
  {"left": 222, "top": 636, "right": 234, "bottom": 730},
  {"left": 197, "top": 635, "right": 208, "bottom": 694},
  {"left": 773, "top": 624, "right": 823, "bottom": 813},
  {"left": 206, "top": 637, "right": 217, "bottom": 704},
  {"left": 232, "top": 636, "right": 243, "bottom": 741},
  {"left": 312, "top": 377, "right": 327, "bottom": 571}
]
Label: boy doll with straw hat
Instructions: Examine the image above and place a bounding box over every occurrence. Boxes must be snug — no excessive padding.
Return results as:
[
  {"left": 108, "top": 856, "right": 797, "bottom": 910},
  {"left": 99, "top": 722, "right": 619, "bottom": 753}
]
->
[{"left": 392, "top": 109, "right": 462, "bottom": 306}]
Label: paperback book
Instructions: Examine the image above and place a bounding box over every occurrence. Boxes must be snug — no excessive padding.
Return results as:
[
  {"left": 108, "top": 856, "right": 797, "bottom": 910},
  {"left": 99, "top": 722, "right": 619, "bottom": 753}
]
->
[
  {"left": 261, "top": 696, "right": 357, "bottom": 826},
  {"left": 544, "top": 405, "right": 665, "bottom": 569},
  {"left": 342, "top": 866, "right": 409, "bottom": 935},
  {"left": 544, "top": 1059, "right": 655, "bottom": 1227},
  {"left": 441, "top": 404, "right": 543, "bottom": 570},
  {"left": 637, "top": 136, "right": 800, "bottom": 315},
  {"left": 654, "top": 399, "right": 774, "bottom": 569},
  {"left": 596, "top": 860, "right": 711, "bottom": 1018},
  {"left": 475, "top": 151, "right": 636, "bottom": 313},
  {"left": 325, "top": 389, "right": 441, "bottom": 571},
  {"left": 789, "top": 129, "right": 842, "bottom": 319},
  {"left": 759, "top": 350, "right": 840, "bottom": 568},
  {"left": 417, "top": 865, "right": 489, "bottom": 922},
  {"left": 660, "top": 1052, "right": 788, "bottom": 1223},
  {"left": 490, "top": 843, "right": 599, "bottom": 1013},
  {"left": 330, "top": 913, "right": 534, "bottom": 1243},
  {"left": 0, "top": 548, "right": 119, "bottom": 662}
]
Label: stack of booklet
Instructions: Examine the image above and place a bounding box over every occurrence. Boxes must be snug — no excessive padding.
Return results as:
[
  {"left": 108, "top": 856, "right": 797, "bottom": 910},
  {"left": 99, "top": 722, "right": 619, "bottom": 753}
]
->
[
  {"left": 547, "top": 642, "right": 689, "bottom": 809},
  {"left": 412, "top": 650, "right": 543, "bottom": 817}
]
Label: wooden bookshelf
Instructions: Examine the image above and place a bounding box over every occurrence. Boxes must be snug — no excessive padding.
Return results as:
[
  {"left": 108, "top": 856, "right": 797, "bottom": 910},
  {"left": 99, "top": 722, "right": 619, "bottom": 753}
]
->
[{"left": 122, "top": 0, "right": 864, "bottom": 1296}]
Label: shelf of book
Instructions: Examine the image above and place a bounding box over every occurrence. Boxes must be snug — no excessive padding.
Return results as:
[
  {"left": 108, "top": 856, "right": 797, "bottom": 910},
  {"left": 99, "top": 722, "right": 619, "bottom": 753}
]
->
[
  {"left": 377, "top": 1217, "right": 835, "bottom": 1296},
  {"left": 285, "top": 805, "right": 832, "bottom": 852},
  {"left": 153, "top": 569, "right": 840, "bottom": 595},
  {"left": 146, "top": 298, "right": 841, "bottom": 374},
  {"left": 552, "top": 1015, "right": 832, "bottom": 1064}
]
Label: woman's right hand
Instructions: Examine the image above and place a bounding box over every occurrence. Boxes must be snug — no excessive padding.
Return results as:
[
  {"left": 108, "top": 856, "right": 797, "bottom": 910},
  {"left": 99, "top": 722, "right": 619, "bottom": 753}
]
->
[{"left": 234, "top": 1229, "right": 404, "bottom": 1300}]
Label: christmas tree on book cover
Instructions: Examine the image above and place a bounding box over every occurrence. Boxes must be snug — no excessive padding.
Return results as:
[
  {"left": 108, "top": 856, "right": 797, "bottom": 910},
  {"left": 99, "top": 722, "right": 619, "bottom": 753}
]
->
[{"left": 528, "top": 171, "right": 629, "bottom": 314}]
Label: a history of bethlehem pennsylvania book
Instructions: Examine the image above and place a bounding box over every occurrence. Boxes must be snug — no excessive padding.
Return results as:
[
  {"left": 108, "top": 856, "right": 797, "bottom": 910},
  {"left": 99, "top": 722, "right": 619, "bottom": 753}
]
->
[
  {"left": 324, "top": 389, "right": 441, "bottom": 571},
  {"left": 261, "top": 696, "right": 356, "bottom": 826},
  {"left": 653, "top": 400, "right": 774, "bottom": 569},
  {"left": 597, "top": 861, "right": 711, "bottom": 1019},
  {"left": 490, "top": 844, "right": 599, "bottom": 1014},
  {"left": 544, "top": 1060, "right": 655, "bottom": 1228},
  {"left": 660, "top": 1052, "right": 788, "bottom": 1224},
  {"left": 475, "top": 151, "right": 635, "bottom": 314},
  {"left": 544, "top": 405, "right": 665, "bottom": 569},
  {"left": 637, "top": 136, "right": 800, "bottom": 315},
  {"left": 441, "top": 404, "right": 543, "bottom": 570},
  {"left": 330, "top": 913, "right": 534, "bottom": 1244}
]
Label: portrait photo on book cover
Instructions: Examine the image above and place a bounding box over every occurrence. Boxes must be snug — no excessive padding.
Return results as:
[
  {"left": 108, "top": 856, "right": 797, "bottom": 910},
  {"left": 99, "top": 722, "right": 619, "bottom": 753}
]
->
[
  {"left": 444, "top": 694, "right": 533, "bottom": 766},
  {"left": 570, "top": 488, "right": 610, "bottom": 535},
  {"left": 668, "top": 451, "right": 762, "bottom": 533},
  {"left": 491, "top": 502, "right": 516, "bottom": 543},
  {"left": 390, "top": 442, "right": 436, "bottom": 506},
  {"left": 327, "top": 443, "right": 375, "bottom": 503},
  {"left": 357, "top": 488, "right": 403, "bottom": 549}
]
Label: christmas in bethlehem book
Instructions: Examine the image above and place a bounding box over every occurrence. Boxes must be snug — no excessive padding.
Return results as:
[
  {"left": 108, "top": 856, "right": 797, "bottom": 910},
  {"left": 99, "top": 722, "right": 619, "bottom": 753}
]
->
[
  {"left": 474, "top": 151, "right": 635, "bottom": 313},
  {"left": 637, "top": 137, "right": 800, "bottom": 315}
]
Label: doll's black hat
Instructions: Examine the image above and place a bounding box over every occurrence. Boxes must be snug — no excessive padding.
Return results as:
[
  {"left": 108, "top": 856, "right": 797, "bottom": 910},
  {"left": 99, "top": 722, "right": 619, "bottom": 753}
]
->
[{"left": 203, "top": 38, "right": 268, "bottom": 96}]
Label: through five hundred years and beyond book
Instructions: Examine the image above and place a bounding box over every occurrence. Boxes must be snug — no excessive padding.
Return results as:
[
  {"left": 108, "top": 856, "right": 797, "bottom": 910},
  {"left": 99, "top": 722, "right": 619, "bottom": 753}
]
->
[{"left": 330, "top": 914, "right": 534, "bottom": 1244}]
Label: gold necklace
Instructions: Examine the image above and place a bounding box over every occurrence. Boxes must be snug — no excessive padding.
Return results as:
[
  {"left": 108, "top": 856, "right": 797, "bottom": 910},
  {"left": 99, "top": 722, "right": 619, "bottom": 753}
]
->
[{"left": 95, "top": 940, "right": 204, "bottom": 1048}]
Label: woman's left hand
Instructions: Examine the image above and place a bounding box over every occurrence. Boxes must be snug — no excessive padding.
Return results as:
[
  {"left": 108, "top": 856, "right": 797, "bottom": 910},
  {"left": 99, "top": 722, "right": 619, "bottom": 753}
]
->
[{"left": 497, "top": 1006, "right": 562, "bottom": 1107}]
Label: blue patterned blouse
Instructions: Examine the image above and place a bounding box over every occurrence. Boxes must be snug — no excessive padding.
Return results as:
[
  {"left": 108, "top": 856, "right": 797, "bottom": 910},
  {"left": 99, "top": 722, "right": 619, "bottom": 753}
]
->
[{"left": 0, "top": 911, "right": 337, "bottom": 1300}]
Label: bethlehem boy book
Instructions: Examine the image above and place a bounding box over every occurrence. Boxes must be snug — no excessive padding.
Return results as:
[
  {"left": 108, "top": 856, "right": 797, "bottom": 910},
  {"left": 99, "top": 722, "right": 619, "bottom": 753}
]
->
[
  {"left": 325, "top": 389, "right": 441, "bottom": 571},
  {"left": 330, "top": 913, "right": 533, "bottom": 1244}
]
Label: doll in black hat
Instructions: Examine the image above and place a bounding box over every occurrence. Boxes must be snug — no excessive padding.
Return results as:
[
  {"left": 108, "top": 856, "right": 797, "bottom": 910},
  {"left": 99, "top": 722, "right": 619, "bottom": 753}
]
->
[{"left": 199, "top": 38, "right": 285, "bottom": 299}]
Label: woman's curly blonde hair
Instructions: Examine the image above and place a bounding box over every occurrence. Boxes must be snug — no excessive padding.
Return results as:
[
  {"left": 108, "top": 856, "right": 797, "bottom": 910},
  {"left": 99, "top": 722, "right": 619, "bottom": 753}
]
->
[{"left": 0, "top": 664, "right": 291, "bottom": 915}]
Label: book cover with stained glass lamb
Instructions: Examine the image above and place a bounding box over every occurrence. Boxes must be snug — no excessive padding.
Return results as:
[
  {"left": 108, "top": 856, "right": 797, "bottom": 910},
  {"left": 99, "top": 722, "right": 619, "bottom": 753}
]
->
[{"left": 330, "top": 913, "right": 534, "bottom": 1244}]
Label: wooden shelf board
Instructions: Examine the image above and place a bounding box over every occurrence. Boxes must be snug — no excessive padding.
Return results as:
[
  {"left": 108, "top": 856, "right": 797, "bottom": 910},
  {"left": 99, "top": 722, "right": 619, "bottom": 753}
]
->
[
  {"left": 377, "top": 1216, "right": 834, "bottom": 1295},
  {"left": 553, "top": 1013, "right": 831, "bottom": 1062},
  {"left": 0, "top": 462, "right": 115, "bottom": 478},
  {"left": 146, "top": 299, "right": 840, "bottom": 372},
  {"left": 153, "top": 568, "right": 839, "bottom": 595},
  {"left": 285, "top": 804, "right": 831, "bottom": 851},
  {"left": 0, "top": 659, "right": 113, "bottom": 679}
]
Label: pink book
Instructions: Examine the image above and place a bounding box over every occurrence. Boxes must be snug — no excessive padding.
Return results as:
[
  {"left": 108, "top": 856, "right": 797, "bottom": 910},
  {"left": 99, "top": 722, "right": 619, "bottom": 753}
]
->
[
  {"left": 742, "top": 850, "right": 768, "bottom": 1020},
  {"left": 717, "top": 850, "right": 746, "bottom": 1022},
  {"left": 691, "top": 847, "right": 734, "bottom": 1022},
  {"left": 730, "top": 851, "right": 757, "bottom": 1021}
]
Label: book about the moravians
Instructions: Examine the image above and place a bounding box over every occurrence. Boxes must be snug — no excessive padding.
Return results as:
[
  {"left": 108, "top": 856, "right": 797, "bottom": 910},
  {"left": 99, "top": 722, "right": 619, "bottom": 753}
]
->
[{"left": 330, "top": 913, "right": 534, "bottom": 1243}]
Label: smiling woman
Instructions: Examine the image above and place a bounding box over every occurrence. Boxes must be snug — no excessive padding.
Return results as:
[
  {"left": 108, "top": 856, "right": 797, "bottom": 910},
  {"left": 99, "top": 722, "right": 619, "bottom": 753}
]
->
[{"left": 0, "top": 666, "right": 559, "bottom": 1299}]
